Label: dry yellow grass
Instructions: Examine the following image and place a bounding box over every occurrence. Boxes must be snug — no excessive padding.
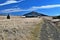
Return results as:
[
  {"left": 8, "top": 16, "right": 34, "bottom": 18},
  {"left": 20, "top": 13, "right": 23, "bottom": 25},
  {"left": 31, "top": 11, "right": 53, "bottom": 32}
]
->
[
  {"left": 0, "top": 16, "right": 59, "bottom": 40},
  {"left": 0, "top": 16, "right": 42, "bottom": 40}
]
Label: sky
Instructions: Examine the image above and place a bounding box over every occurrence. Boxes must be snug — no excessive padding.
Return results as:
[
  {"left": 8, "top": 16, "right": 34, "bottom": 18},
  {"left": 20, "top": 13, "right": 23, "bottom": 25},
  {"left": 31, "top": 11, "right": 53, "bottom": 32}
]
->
[{"left": 0, "top": 0, "right": 60, "bottom": 16}]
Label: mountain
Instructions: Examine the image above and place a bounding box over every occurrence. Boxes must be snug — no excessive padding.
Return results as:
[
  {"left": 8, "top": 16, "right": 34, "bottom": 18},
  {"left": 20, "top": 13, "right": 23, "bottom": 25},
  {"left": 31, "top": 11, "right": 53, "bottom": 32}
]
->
[
  {"left": 53, "top": 15, "right": 60, "bottom": 19},
  {"left": 0, "top": 13, "right": 21, "bottom": 16},
  {"left": 0, "top": 11, "right": 48, "bottom": 16},
  {"left": 23, "top": 11, "right": 48, "bottom": 16},
  {"left": 0, "top": 13, "right": 8, "bottom": 16}
]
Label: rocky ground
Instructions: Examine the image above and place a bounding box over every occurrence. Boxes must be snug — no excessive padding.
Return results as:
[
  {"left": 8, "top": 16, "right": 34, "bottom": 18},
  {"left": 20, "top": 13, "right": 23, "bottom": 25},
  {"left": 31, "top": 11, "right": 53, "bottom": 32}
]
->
[{"left": 0, "top": 17, "right": 59, "bottom": 40}]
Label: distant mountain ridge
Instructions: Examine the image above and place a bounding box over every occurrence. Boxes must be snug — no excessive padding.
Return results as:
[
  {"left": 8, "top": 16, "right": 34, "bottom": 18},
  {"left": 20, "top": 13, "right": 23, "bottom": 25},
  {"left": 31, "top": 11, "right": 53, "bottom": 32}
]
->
[
  {"left": 0, "top": 13, "right": 8, "bottom": 16},
  {"left": 53, "top": 15, "right": 60, "bottom": 19},
  {"left": 23, "top": 11, "right": 48, "bottom": 16},
  {"left": 0, "top": 11, "right": 48, "bottom": 16}
]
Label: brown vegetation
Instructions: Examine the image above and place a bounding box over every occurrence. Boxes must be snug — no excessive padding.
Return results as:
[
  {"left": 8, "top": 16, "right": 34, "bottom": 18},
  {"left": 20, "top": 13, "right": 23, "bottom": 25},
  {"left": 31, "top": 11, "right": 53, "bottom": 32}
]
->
[{"left": 0, "top": 16, "right": 59, "bottom": 40}]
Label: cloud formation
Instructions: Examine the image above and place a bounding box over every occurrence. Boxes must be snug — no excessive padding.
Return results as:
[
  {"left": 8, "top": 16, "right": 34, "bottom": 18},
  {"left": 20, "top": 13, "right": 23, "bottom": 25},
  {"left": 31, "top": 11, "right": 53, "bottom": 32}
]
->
[
  {"left": 1, "top": 4, "right": 60, "bottom": 13},
  {"left": 0, "top": 8, "right": 25, "bottom": 13},
  {"left": 0, "top": 0, "right": 24, "bottom": 6},
  {"left": 0, "top": 8, "right": 32, "bottom": 13},
  {"left": 32, "top": 4, "right": 60, "bottom": 9},
  {"left": 0, "top": 7, "right": 36, "bottom": 13}
]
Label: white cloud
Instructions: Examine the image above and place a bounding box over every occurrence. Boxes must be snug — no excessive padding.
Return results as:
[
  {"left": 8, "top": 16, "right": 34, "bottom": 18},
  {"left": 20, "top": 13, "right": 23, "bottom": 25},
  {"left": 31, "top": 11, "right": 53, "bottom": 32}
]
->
[
  {"left": 0, "top": 7, "right": 36, "bottom": 13},
  {"left": 0, "top": 8, "right": 32, "bottom": 13},
  {"left": 0, "top": 0, "right": 24, "bottom": 6},
  {"left": 32, "top": 4, "right": 60, "bottom": 9},
  {"left": 1, "top": 4, "right": 60, "bottom": 13}
]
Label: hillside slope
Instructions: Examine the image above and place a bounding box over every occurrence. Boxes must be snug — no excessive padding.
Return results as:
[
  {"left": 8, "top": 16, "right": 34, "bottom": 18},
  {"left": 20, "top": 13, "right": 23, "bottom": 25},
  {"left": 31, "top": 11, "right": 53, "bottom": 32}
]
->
[{"left": 0, "top": 18, "right": 59, "bottom": 40}]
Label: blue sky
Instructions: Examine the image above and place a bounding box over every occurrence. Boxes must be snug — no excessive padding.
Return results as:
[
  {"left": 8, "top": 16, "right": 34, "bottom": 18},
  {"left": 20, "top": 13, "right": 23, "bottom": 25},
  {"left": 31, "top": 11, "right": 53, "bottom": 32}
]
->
[{"left": 0, "top": 0, "right": 60, "bottom": 16}]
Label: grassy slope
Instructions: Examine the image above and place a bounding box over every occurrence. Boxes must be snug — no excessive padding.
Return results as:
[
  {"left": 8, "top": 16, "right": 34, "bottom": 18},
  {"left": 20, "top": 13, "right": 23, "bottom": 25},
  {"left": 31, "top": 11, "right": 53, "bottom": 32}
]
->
[
  {"left": 0, "top": 17, "right": 59, "bottom": 40},
  {"left": 0, "top": 18, "right": 42, "bottom": 40}
]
